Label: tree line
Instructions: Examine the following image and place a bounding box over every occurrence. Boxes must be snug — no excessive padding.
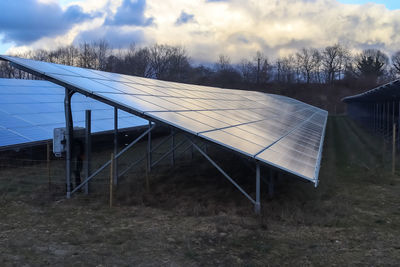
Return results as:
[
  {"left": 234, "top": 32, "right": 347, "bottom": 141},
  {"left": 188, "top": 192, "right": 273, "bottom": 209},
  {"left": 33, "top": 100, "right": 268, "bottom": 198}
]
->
[{"left": 1, "top": 40, "right": 399, "bottom": 90}]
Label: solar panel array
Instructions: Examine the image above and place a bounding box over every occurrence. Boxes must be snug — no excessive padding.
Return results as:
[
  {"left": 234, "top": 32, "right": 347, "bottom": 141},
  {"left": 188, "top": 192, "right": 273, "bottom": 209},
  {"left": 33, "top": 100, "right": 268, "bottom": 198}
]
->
[
  {"left": 0, "top": 78, "right": 147, "bottom": 148},
  {"left": 343, "top": 79, "right": 400, "bottom": 103},
  {"left": 0, "top": 55, "right": 328, "bottom": 184}
]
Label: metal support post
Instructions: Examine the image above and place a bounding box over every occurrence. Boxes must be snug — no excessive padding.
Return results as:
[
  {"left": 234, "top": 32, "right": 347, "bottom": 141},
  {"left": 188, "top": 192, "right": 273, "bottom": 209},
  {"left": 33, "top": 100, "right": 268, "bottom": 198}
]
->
[
  {"left": 383, "top": 102, "right": 386, "bottom": 136},
  {"left": 148, "top": 121, "right": 152, "bottom": 172},
  {"left": 84, "top": 110, "right": 91, "bottom": 195},
  {"left": 171, "top": 127, "right": 175, "bottom": 166},
  {"left": 393, "top": 123, "right": 396, "bottom": 175},
  {"left": 255, "top": 163, "right": 261, "bottom": 214},
  {"left": 372, "top": 104, "right": 376, "bottom": 133},
  {"left": 113, "top": 107, "right": 118, "bottom": 185},
  {"left": 184, "top": 135, "right": 256, "bottom": 205},
  {"left": 71, "top": 124, "right": 156, "bottom": 195},
  {"left": 64, "top": 88, "right": 73, "bottom": 199},
  {"left": 379, "top": 103, "right": 384, "bottom": 134},
  {"left": 109, "top": 153, "right": 114, "bottom": 207},
  {"left": 392, "top": 102, "right": 395, "bottom": 138},
  {"left": 47, "top": 142, "right": 51, "bottom": 191},
  {"left": 151, "top": 139, "right": 188, "bottom": 168},
  {"left": 387, "top": 102, "right": 390, "bottom": 137}
]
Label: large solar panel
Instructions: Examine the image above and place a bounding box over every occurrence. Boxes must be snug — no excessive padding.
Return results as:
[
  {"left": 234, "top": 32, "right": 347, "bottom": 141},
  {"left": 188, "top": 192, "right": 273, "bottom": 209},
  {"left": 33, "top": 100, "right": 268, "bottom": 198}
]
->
[
  {"left": 0, "top": 56, "right": 328, "bottom": 185},
  {"left": 0, "top": 78, "right": 148, "bottom": 148}
]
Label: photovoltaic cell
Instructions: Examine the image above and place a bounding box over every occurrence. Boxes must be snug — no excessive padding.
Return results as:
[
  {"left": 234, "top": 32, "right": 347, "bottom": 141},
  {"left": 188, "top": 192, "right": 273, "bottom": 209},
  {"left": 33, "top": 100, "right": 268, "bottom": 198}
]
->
[
  {"left": 0, "top": 55, "right": 328, "bottom": 185},
  {"left": 0, "top": 79, "right": 147, "bottom": 148}
]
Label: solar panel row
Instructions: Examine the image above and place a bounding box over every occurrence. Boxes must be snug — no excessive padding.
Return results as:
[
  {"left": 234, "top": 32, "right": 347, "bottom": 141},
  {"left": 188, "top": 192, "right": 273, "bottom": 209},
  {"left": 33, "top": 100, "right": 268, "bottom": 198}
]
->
[
  {"left": 0, "top": 55, "right": 328, "bottom": 184},
  {"left": 0, "top": 79, "right": 147, "bottom": 148}
]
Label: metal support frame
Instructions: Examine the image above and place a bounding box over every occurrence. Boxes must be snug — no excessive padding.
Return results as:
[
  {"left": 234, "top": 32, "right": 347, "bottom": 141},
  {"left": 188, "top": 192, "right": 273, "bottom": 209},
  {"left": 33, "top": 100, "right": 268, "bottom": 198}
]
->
[
  {"left": 151, "top": 138, "right": 189, "bottom": 168},
  {"left": 113, "top": 107, "right": 118, "bottom": 185},
  {"left": 147, "top": 121, "right": 152, "bottom": 172},
  {"left": 393, "top": 101, "right": 395, "bottom": 135},
  {"left": 71, "top": 123, "right": 156, "bottom": 195},
  {"left": 383, "top": 102, "right": 386, "bottom": 136},
  {"left": 183, "top": 135, "right": 260, "bottom": 212},
  {"left": 64, "top": 88, "right": 74, "bottom": 199},
  {"left": 120, "top": 129, "right": 188, "bottom": 176},
  {"left": 387, "top": 102, "right": 390, "bottom": 137},
  {"left": 84, "top": 110, "right": 91, "bottom": 195}
]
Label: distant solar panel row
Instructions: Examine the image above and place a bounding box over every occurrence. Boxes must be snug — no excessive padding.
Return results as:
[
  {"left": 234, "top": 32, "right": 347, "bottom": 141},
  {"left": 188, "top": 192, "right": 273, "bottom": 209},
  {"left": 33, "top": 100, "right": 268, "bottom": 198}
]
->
[
  {"left": 343, "top": 79, "right": 400, "bottom": 103},
  {"left": 0, "top": 79, "right": 147, "bottom": 148},
  {"left": 0, "top": 55, "right": 328, "bottom": 184}
]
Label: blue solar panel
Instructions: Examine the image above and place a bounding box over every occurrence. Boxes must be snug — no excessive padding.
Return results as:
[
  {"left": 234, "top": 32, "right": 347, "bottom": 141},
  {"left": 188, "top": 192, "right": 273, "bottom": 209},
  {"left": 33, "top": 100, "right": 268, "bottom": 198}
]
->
[
  {"left": 0, "top": 79, "right": 147, "bottom": 148},
  {"left": 0, "top": 56, "right": 328, "bottom": 185}
]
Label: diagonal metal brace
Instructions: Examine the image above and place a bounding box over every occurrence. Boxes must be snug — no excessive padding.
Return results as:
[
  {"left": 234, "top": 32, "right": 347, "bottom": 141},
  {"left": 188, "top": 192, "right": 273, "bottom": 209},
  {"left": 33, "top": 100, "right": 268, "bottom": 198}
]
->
[
  {"left": 151, "top": 138, "right": 189, "bottom": 168},
  {"left": 71, "top": 123, "right": 156, "bottom": 195},
  {"left": 184, "top": 135, "right": 256, "bottom": 205}
]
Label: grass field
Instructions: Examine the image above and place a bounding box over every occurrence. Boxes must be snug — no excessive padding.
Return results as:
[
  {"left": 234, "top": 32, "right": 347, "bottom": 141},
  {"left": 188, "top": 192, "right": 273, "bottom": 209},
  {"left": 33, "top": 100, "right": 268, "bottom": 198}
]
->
[{"left": 0, "top": 116, "right": 399, "bottom": 266}]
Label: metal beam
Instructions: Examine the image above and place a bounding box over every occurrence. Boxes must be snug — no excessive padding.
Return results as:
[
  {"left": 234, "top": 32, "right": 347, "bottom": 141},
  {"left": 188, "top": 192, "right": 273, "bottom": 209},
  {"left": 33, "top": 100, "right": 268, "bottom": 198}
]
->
[
  {"left": 114, "top": 107, "right": 118, "bottom": 185},
  {"left": 84, "top": 110, "right": 91, "bottom": 195},
  {"left": 71, "top": 123, "right": 156, "bottom": 195},
  {"left": 151, "top": 139, "right": 189, "bottom": 168},
  {"left": 64, "top": 88, "right": 74, "bottom": 198},
  {"left": 148, "top": 121, "right": 152, "bottom": 172},
  {"left": 184, "top": 135, "right": 256, "bottom": 205}
]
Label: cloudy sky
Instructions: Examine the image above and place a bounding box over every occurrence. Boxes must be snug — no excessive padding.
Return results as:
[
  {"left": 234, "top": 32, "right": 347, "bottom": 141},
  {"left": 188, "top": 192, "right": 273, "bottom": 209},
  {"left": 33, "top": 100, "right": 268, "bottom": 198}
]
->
[{"left": 0, "top": 0, "right": 399, "bottom": 63}]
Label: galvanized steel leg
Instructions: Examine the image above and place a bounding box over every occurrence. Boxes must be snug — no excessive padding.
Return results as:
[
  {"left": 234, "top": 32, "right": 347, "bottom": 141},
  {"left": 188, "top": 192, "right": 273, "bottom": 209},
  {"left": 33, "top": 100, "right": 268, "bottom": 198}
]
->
[
  {"left": 184, "top": 135, "right": 256, "bottom": 207},
  {"left": 148, "top": 121, "right": 152, "bottom": 172},
  {"left": 64, "top": 88, "right": 73, "bottom": 199},
  {"left": 84, "top": 110, "right": 91, "bottom": 195},
  {"left": 113, "top": 107, "right": 118, "bottom": 185},
  {"left": 72, "top": 124, "right": 156, "bottom": 194},
  {"left": 393, "top": 102, "right": 395, "bottom": 138},
  {"left": 255, "top": 163, "right": 261, "bottom": 214},
  {"left": 387, "top": 102, "right": 390, "bottom": 137}
]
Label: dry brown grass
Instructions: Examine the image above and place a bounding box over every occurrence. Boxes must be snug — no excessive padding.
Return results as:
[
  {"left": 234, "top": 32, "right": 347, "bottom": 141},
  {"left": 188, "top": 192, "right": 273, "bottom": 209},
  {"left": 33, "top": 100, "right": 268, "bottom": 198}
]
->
[{"left": 0, "top": 116, "right": 400, "bottom": 266}]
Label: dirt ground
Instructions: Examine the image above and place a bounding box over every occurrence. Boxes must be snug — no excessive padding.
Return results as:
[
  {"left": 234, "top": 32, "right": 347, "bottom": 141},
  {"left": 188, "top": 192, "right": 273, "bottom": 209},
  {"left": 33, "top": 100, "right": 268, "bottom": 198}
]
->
[{"left": 1, "top": 116, "right": 400, "bottom": 266}]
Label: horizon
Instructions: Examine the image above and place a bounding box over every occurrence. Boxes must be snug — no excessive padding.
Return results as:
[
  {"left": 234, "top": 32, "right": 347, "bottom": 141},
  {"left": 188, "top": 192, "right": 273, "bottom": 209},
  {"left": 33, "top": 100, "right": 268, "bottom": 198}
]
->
[{"left": 0, "top": 0, "right": 399, "bottom": 64}]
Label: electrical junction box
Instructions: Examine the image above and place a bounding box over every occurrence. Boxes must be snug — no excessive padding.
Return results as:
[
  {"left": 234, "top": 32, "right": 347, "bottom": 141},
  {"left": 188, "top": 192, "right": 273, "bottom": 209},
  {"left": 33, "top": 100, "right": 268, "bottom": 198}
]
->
[{"left": 53, "top": 127, "right": 85, "bottom": 157}]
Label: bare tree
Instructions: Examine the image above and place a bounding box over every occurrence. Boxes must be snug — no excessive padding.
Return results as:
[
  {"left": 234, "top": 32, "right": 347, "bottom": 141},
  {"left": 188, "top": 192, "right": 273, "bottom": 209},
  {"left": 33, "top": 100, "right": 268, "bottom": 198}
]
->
[
  {"left": 322, "top": 44, "right": 349, "bottom": 83},
  {"left": 123, "top": 44, "right": 152, "bottom": 77},
  {"left": 296, "top": 48, "right": 321, "bottom": 83},
  {"left": 148, "top": 44, "right": 191, "bottom": 81},
  {"left": 275, "top": 54, "right": 296, "bottom": 83},
  {"left": 392, "top": 51, "right": 400, "bottom": 74},
  {"left": 215, "top": 54, "right": 231, "bottom": 72},
  {"left": 93, "top": 39, "right": 110, "bottom": 71},
  {"left": 166, "top": 46, "right": 191, "bottom": 82},
  {"left": 78, "top": 42, "right": 96, "bottom": 69},
  {"left": 239, "top": 59, "right": 257, "bottom": 84},
  {"left": 239, "top": 52, "right": 271, "bottom": 84}
]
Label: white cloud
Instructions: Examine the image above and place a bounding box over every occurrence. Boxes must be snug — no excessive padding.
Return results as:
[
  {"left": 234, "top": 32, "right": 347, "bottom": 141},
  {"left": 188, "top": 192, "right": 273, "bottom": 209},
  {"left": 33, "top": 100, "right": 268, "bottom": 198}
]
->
[{"left": 5, "top": 0, "right": 400, "bottom": 63}]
